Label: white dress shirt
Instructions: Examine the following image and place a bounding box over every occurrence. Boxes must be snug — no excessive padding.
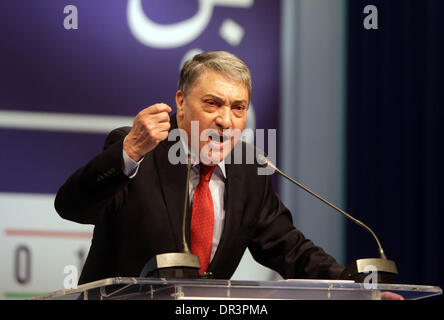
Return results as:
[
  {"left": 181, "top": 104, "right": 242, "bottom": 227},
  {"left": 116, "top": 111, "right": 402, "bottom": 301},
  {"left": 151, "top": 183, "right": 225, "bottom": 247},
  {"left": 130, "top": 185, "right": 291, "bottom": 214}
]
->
[{"left": 122, "top": 138, "right": 226, "bottom": 261}]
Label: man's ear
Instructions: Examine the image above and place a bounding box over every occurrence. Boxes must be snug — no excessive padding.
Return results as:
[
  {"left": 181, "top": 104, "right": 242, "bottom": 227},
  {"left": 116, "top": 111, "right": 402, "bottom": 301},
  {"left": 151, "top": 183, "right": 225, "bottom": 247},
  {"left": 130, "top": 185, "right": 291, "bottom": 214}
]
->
[{"left": 175, "top": 90, "right": 185, "bottom": 120}]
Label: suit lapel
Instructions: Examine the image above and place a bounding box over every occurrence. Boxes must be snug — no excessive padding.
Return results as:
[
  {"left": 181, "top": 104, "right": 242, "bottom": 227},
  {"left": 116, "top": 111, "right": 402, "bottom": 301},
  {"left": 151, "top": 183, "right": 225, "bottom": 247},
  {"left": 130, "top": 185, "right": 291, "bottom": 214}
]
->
[{"left": 153, "top": 116, "right": 188, "bottom": 251}]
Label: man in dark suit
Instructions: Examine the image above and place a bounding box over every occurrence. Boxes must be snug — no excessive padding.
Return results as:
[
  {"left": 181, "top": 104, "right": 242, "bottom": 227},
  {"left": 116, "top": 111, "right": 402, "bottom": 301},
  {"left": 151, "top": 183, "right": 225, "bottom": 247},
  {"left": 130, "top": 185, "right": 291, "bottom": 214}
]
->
[{"left": 55, "top": 51, "right": 345, "bottom": 285}]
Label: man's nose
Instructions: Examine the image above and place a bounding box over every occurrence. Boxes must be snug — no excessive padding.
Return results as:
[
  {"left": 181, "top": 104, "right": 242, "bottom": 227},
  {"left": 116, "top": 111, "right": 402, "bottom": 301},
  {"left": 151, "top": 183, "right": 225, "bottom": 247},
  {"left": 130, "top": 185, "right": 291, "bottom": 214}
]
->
[{"left": 216, "top": 106, "right": 232, "bottom": 129}]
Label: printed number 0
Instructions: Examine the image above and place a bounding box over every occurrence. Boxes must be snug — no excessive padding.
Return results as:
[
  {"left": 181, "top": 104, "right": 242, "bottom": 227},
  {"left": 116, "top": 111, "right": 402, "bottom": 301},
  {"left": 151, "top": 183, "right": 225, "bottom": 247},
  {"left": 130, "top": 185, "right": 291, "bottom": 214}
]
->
[{"left": 15, "top": 245, "right": 31, "bottom": 284}]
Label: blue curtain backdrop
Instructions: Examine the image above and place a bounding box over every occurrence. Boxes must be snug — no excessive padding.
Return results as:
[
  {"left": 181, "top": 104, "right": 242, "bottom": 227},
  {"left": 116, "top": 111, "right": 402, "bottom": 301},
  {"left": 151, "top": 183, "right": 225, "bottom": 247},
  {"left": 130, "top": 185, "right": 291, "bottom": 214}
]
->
[{"left": 345, "top": 0, "right": 442, "bottom": 293}]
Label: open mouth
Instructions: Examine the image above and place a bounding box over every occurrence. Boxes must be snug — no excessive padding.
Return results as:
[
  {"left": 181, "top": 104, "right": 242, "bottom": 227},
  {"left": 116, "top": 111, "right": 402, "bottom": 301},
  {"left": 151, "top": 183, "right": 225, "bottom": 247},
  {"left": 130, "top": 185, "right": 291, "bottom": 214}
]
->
[{"left": 201, "top": 131, "right": 236, "bottom": 163}]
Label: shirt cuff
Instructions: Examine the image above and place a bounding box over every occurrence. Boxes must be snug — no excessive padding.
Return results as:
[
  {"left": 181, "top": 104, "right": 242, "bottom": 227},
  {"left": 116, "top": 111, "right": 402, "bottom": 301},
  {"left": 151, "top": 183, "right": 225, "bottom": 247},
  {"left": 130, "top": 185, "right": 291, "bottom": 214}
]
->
[{"left": 122, "top": 138, "right": 144, "bottom": 179}]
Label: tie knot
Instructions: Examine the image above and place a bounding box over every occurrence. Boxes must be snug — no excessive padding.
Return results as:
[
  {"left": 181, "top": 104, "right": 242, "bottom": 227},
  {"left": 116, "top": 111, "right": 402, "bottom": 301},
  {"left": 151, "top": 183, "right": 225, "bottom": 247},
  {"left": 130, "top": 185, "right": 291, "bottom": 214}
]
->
[{"left": 199, "top": 164, "right": 215, "bottom": 183}]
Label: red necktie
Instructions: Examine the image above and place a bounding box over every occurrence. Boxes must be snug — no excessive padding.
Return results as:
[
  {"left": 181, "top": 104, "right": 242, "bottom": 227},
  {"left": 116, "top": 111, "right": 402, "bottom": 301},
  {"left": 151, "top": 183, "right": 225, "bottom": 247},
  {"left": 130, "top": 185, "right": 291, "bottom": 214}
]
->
[{"left": 191, "top": 164, "right": 215, "bottom": 274}]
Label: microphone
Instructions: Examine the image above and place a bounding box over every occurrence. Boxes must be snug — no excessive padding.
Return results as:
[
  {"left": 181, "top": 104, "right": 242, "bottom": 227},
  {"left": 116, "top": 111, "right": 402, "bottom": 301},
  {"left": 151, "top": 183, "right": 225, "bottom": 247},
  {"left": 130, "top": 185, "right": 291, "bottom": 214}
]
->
[
  {"left": 139, "top": 154, "right": 201, "bottom": 279},
  {"left": 181, "top": 154, "right": 193, "bottom": 253},
  {"left": 256, "top": 153, "right": 398, "bottom": 283}
]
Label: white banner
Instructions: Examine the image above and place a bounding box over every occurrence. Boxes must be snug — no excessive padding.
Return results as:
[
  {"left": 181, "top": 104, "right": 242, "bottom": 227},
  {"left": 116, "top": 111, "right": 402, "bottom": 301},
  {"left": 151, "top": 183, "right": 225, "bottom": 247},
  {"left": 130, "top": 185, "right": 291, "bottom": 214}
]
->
[{"left": 0, "top": 193, "right": 92, "bottom": 299}]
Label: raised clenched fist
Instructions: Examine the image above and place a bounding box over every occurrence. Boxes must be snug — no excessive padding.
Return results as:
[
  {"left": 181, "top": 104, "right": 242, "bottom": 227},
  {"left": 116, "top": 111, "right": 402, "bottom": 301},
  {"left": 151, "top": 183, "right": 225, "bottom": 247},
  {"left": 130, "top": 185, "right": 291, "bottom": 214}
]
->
[{"left": 123, "top": 103, "right": 172, "bottom": 161}]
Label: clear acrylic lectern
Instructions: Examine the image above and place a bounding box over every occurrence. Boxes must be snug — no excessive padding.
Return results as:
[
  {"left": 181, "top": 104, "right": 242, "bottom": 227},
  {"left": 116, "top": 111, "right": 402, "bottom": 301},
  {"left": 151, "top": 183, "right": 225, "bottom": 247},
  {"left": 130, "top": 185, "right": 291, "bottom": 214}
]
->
[{"left": 28, "top": 278, "right": 442, "bottom": 300}]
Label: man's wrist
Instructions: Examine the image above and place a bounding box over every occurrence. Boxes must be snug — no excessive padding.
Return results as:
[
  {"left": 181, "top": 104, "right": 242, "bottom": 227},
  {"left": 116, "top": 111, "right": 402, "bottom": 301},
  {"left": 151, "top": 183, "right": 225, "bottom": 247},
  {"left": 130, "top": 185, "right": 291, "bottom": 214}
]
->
[
  {"left": 123, "top": 139, "right": 144, "bottom": 162},
  {"left": 122, "top": 137, "right": 144, "bottom": 178}
]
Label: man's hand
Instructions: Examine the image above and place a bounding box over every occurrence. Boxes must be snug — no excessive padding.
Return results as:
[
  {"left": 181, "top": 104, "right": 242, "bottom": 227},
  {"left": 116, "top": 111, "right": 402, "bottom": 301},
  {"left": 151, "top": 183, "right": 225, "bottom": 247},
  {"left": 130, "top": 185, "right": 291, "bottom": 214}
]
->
[
  {"left": 381, "top": 291, "right": 404, "bottom": 300},
  {"left": 123, "top": 104, "right": 172, "bottom": 161}
]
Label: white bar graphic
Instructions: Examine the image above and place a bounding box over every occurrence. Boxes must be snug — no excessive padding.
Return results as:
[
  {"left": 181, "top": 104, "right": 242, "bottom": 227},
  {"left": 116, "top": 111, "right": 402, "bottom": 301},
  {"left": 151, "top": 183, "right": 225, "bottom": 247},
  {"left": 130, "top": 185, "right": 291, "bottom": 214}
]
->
[{"left": 0, "top": 110, "right": 133, "bottom": 133}]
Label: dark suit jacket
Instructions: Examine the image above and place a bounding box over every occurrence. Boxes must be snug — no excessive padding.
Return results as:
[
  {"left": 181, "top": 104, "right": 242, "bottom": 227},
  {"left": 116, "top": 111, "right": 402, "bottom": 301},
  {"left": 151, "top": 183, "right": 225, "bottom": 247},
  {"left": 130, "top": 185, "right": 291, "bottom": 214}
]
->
[{"left": 55, "top": 116, "right": 344, "bottom": 284}]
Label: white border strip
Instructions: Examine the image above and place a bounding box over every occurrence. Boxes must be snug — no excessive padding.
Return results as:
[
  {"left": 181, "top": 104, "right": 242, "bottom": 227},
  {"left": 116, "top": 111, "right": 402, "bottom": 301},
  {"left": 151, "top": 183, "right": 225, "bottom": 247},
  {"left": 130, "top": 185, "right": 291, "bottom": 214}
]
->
[{"left": 0, "top": 110, "right": 133, "bottom": 133}]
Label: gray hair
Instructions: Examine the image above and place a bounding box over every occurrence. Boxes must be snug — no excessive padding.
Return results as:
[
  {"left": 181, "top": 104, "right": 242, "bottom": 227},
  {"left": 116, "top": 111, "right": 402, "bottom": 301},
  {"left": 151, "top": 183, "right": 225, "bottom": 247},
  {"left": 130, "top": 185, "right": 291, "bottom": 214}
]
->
[{"left": 178, "top": 51, "right": 252, "bottom": 100}]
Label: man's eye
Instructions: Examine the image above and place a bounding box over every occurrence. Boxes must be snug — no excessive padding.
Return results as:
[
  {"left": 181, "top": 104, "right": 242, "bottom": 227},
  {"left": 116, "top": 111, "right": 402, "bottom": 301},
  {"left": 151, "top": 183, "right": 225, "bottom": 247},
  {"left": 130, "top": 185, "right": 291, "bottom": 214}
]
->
[
  {"left": 235, "top": 105, "right": 246, "bottom": 110},
  {"left": 205, "top": 100, "right": 216, "bottom": 105}
]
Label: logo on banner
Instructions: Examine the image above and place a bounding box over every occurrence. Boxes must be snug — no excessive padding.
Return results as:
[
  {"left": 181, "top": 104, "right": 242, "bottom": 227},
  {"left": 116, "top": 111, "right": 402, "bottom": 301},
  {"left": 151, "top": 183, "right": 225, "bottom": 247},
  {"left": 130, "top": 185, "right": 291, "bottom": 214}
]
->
[{"left": 127, "top": 0, "right": 253, "bottom": 48}]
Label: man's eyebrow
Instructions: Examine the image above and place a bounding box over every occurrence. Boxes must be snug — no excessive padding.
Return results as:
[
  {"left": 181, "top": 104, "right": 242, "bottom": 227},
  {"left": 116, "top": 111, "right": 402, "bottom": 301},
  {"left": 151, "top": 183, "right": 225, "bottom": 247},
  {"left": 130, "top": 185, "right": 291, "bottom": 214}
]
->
[
  {"left": 232, "top": 99, "right": 248, "bottom": 105},
  {"left": 202, "top": 94, "right": 247, "bottom": 105},
  {"left": 202, "top": 94, "right": 224, "bottom": 103}
]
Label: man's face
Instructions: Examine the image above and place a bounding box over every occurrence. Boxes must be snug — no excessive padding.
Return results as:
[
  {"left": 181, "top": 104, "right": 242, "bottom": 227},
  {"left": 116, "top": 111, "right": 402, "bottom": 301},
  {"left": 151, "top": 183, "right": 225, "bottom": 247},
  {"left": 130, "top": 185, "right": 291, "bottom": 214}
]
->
[{"left": 176, "top": 70, "right": 249, "bottom": 165}]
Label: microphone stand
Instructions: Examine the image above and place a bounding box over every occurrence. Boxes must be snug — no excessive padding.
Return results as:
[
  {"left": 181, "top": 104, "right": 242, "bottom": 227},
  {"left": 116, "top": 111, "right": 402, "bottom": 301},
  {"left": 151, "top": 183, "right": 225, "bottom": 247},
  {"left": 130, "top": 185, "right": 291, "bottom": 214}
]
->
[
  {"left": 257, "top": 154, "right": 398, "bottom": 283},
  {"left": 139, "top": 155, "right": 201, "bottom": 279}
]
